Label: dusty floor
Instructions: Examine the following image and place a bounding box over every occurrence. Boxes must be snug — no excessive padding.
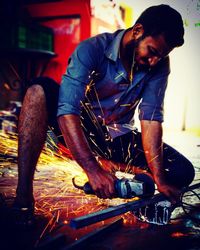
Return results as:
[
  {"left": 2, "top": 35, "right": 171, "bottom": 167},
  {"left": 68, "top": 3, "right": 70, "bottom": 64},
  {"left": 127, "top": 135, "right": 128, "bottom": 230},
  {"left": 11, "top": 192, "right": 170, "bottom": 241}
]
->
[{"left": 0, "top": 130, "right": 200, "bottom": 250}]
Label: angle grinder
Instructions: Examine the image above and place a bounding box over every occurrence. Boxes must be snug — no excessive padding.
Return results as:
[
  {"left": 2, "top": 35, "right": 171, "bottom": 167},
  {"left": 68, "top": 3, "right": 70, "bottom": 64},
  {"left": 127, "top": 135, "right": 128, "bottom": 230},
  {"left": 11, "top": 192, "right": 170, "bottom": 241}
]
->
[{"left": 72, "top": 173, "right": 155, "bottom": 199}]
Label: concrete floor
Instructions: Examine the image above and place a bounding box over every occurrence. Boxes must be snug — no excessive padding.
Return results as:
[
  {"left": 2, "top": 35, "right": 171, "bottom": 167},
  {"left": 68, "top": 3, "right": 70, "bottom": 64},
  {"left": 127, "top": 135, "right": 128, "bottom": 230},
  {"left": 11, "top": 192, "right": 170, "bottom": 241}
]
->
[{"left": 0, "top": 130, "right": 200, "bottom": 250}]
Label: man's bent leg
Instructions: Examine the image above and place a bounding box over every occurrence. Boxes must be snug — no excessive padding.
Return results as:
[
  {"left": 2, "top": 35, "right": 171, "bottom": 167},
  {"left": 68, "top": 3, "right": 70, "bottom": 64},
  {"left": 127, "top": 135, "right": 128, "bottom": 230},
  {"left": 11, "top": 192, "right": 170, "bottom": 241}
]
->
[
  {"left": 15, "top": 84, "right": 48, "bottom": 207},
  {"left": 163, "top": 144, "right": 195, "bottom": 188}
]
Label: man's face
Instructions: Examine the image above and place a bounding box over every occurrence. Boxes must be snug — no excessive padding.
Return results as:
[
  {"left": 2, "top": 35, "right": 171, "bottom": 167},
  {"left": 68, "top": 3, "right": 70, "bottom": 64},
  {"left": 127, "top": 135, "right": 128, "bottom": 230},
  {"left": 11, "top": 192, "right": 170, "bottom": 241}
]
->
[{"left": 134, "top": 34, "right": 172, "bottom": 68}]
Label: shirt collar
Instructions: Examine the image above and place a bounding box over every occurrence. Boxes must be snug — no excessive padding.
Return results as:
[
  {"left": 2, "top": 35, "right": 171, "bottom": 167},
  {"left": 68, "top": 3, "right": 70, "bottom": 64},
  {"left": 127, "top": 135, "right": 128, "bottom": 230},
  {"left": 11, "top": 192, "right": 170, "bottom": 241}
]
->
[{"left": 105, "top": 29, "right": 126, "bottom": 62}]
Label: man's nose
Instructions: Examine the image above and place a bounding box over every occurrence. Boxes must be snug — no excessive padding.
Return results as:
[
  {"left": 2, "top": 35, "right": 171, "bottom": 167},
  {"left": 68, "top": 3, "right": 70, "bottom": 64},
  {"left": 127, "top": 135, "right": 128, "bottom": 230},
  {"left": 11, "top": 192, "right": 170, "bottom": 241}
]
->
[{"left": 148, "top": 56, "right": 160, "bottom": 66}]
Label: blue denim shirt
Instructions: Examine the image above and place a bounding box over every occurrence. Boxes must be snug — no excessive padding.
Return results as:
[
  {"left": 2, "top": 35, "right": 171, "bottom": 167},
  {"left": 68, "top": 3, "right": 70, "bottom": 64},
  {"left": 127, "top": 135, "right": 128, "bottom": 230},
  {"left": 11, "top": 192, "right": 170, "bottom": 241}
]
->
[{"left": 57, "top": 29, "right": 170, "bottom": 138}]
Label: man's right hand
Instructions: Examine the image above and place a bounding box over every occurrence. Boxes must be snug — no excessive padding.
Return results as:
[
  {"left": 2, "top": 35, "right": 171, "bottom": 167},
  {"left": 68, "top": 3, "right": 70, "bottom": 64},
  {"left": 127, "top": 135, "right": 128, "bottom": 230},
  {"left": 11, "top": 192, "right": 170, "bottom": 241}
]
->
[{"left": 86, "top": 167, "right": 117, "bottom": 199}]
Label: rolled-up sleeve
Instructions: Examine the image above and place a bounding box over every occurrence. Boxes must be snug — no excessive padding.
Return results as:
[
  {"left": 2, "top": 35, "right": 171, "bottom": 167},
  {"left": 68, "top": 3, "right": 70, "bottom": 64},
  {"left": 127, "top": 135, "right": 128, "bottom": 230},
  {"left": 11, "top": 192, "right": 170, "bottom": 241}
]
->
[
  {"left": 138, "top": 57, "right": 170, "bottom": 122},
  {"left": 57, "top": 41, "right": 97, "bottom": 117}
]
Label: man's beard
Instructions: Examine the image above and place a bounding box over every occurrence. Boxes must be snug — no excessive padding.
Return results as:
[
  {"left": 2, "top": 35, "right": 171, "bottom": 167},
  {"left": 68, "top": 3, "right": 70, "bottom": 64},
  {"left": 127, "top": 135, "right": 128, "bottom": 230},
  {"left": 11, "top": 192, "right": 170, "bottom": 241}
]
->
[
  {"left": 134, "top": 36, "right": 152, "bottom": 71},
  {"left": 124, "top": 36, "right": 151, "bottom": 71}
]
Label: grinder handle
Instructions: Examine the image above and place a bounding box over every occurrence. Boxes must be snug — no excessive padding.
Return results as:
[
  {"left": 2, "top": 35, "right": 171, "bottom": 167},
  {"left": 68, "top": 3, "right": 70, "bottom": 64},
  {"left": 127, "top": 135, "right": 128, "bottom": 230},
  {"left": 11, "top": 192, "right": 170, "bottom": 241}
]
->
[
  {"left": 83, "top": 182, "right": 95, "bottom": 194},
  {"left": 72, "top": 177, "right": 95, "bottom": 194}
]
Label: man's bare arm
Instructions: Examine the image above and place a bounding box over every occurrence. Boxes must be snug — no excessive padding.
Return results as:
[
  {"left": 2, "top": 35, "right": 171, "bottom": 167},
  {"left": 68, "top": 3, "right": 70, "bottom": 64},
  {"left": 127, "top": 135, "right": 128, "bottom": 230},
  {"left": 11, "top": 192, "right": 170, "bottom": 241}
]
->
[
  {"left": 141, "top": 120, "right": 181, "bottom": 203},
  {"left": 58, "top": 114, "right": 116, "bottom": 199}
]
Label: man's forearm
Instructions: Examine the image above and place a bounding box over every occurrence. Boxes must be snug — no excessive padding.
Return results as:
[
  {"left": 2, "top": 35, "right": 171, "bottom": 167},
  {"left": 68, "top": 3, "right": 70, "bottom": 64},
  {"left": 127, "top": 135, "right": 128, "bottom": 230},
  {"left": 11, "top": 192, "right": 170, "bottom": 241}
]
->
[
  {"left": 141, "top": 120, "right": 165, "bottom": 183},
  {"left": 141, "top": 120, "right": 182, "bottom": 203},
  {"left": 58, "top": 114, "right": 100, "bottom": 173},
  {"left": 58, "top": 114, "right": 116, "bottom": 199}
]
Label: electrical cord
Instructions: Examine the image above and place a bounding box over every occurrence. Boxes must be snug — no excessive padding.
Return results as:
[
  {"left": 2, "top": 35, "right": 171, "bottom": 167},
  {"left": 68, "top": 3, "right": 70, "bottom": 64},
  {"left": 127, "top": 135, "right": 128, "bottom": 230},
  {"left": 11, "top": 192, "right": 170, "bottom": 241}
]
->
[{"left": 180, "top": 185, "right": 200, "bottom": 221}]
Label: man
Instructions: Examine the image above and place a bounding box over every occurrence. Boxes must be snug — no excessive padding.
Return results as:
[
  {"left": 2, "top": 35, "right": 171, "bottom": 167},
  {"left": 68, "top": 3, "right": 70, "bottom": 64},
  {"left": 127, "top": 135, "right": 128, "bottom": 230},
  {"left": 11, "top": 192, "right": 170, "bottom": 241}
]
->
[{"left": 13, "top": 4, "right": 195, "bottom": 226}]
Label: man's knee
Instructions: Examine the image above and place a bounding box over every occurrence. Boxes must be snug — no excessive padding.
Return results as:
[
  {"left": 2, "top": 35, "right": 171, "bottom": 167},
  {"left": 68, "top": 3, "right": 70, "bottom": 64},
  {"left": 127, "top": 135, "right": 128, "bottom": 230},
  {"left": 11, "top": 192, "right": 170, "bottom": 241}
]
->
[
  {"left": 183, "top": 160, "right": 195, "bottom": 186},
  {"left": 26, "top": 84, "right": 45, "bottom": 98},
  {"left": 166, "top": 157, "right": 195, "bottom": 188},
  {"left": 24, "top": 77, "right": 59, "bottom": 129},
  {"left": 178, "top": 157, "right": 195, "bottom": 187},
  {"left": 24, "top": 84, "right": 47, "bottom": 108}
]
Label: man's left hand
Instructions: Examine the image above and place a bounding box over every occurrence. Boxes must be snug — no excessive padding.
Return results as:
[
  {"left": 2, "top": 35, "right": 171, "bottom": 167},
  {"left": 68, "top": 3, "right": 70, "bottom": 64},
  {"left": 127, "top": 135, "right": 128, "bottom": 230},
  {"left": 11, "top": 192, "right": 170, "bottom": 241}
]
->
[{"left": 156, "top": 179, "right": 182, "bottom": 204}]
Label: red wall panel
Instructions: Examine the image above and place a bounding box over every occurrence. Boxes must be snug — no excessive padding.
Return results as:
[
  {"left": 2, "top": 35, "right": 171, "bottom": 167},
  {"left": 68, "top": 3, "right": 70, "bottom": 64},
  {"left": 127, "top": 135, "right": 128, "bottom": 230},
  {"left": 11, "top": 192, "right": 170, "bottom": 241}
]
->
[{"left": 26, "top": 0, "right": 91, "bottom": 83}]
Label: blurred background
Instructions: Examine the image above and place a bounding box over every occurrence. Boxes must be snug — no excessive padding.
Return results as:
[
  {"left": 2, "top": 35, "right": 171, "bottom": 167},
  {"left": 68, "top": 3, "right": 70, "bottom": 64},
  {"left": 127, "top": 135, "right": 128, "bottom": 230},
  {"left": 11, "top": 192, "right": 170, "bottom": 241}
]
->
[{"left": 0, "top": 0, "right": 199, "bottom": 135}]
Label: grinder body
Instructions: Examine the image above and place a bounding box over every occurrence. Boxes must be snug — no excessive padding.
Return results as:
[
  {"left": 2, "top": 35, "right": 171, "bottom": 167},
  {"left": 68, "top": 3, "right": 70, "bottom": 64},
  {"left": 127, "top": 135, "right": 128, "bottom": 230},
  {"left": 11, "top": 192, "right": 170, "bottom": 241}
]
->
[{"left": 73, "top": 173, "right": 155, "bottom": 199}]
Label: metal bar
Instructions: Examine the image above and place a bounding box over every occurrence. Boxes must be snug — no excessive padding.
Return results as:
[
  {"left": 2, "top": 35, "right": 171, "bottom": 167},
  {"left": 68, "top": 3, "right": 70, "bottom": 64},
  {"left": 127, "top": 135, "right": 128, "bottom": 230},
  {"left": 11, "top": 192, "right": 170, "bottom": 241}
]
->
[
  {"left": 64, "top": 218, "right": 123, "bottom": 250},
  {"left": 70, "top": 193, "right": 165, "bottom": 229},
  {"left": 70, "top": 182, "right": 200, "bottom": 229}
]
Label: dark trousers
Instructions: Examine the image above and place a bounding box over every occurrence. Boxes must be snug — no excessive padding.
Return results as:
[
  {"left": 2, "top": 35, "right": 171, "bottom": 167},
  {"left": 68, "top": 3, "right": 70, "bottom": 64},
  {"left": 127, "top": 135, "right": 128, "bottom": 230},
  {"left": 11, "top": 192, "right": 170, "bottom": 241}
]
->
[{"left": 28, "top": 77, "right": 195, "bottom": 188}]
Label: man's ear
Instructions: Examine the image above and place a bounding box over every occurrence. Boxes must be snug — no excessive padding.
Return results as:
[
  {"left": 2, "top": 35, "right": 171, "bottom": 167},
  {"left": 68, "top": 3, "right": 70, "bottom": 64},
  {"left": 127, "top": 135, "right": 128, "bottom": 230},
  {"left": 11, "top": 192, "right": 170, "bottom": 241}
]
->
[{"left": 132, "top": 23, "right": 144, "bottom": 40}]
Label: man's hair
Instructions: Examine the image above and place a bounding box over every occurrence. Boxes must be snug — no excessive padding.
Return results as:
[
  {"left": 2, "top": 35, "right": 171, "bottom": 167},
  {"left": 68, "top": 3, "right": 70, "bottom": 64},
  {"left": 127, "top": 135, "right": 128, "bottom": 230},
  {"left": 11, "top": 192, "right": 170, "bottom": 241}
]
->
[{"left": 135, "top": 4, "right": 184, "bottom": 48}]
